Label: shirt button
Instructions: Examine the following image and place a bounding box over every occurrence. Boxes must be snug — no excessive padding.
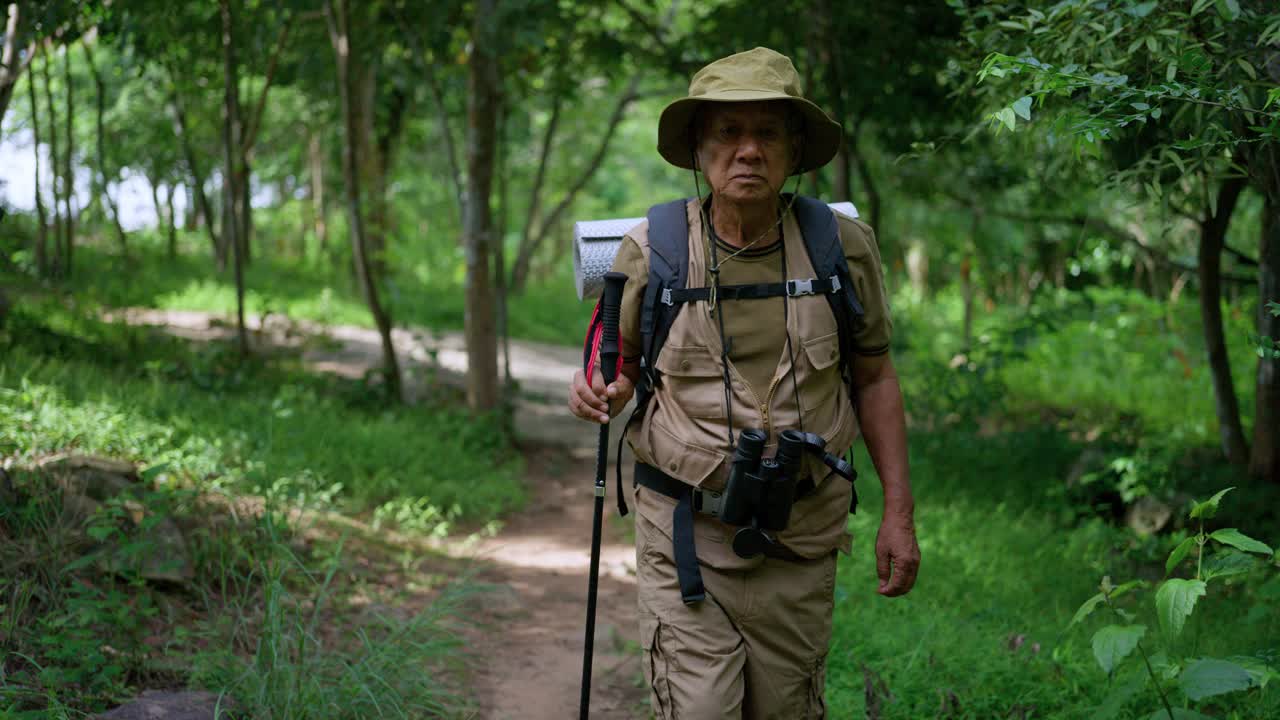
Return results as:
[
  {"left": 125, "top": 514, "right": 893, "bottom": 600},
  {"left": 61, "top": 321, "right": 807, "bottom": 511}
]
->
[
  {"left": 668, "top": 462, "right": 679, "bottom": 472},
  {"left": 680, "top": 360, "right": 691, "bottom": 371}
]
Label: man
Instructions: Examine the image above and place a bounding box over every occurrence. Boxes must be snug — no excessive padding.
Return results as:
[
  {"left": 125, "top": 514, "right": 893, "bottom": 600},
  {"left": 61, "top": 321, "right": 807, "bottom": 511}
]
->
[{"left": 568, "top": 47, "right": 919, "bottom": 719}]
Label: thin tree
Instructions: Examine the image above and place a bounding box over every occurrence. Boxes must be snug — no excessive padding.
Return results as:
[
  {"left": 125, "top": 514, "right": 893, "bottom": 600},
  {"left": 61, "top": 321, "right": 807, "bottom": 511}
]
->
[
  {"left": 82, "top": 36, "right": 128, "bottom": 255},
  {"left": 60, "top": 40, "right": 73, "bottom": 276},
  {"left": 220, "top": 0, "right": 249, "bottom": 356},
  {"left": 39, "top": 46, "right": 62, "bottom": 277},
  {"left": 325, "top": 0, "right": 401, "bottom": 401},
  {"left": 463, "top": 0, "right": 501, "bottom": 411},
  {"left": 0, "top": 3, "right": 36, "bottom": 128},
  {"left": 27, "top": 45, "right": 47, "bottom": 275}
]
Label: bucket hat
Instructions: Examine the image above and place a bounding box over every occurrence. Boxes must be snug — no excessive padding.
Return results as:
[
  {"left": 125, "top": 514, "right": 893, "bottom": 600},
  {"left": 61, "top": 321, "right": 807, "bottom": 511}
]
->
[{"left": 657, "top": 47, "right": 843, "bottom": 175}]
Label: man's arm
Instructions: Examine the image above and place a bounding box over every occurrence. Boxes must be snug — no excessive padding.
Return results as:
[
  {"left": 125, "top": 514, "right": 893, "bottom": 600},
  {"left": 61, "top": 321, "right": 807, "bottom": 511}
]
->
[{"left": 851, "top": 351, "right": 919, "bottom": 597}]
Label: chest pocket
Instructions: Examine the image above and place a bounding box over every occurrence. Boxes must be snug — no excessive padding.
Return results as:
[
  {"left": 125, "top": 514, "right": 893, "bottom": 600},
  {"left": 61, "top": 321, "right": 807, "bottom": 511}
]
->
[
  {"left": 655, "top": 344, "right": 725, "bottom": 419},
  {"left": 799, "top": 331, "right": 842, "bottom": 412}
]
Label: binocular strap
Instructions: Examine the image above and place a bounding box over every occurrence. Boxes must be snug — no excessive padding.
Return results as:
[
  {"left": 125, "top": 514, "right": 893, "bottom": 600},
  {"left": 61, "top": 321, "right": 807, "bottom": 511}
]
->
[{"left": 673, "top": 492, "right": 707, "bottom": 605}]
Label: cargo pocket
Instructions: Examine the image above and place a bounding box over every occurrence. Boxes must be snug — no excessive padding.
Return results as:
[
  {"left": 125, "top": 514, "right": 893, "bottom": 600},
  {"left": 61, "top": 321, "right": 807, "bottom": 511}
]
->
[
  {"left": 640, "top": 614, "right": 677, "bottom": 720},
  {"left": 806, "top": 656, "right": 828, "bottom": 718},
  {"left": 655, "top": 344, "right": 726, "bottom": 418}
]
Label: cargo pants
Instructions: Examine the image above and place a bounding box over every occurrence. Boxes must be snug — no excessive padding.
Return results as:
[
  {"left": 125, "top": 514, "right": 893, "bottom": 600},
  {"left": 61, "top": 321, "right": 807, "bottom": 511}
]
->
[{"left": 635, "top": 507, "right": 837, "bottom": 719}]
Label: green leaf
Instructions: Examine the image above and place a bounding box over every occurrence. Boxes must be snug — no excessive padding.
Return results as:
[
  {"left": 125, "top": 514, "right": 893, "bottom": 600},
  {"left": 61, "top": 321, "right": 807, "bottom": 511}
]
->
[
  {"left": 1093, "top": 625, "right": 1146, "bottom": 674},
  {"left": 1072, "top": 592, "right": 1106, "bottom": 626},
  {"left": 1150, "top": 107, "right": 1162, "bottom": 119},
  {"left": 1012, "top": 96, "right": 1033, "bottom": 121},
  {"left": 87, "top": 524, "right": 115, "bottom": 543},
  {"left": 1203, "top": 549, "right": 1257, "bottom": 581},
  {"left": 140, "top": 462, "right": 171, "bottom": 483},
  {"left": 1209, "top": 528, "right": 1273, "bottom": 555},
  {"left": 1110, "top": 579, "right": 1147, "bottom": 600},
  {"left": 1166, "top": 536, "right": 1196, "bottom": 575},
  {"left": 1166, "top": 62, "right": 1178, "bottom": 82},
  {"left": 1144, "top": 710, "right": 1215, "bottom": 720},
  {"left": 1180, "top": 658, "right": 1254, "bottom": 700},
  {"left": 1190, "top": 487, "right": 1234, "bottom": 519},
  {"left": 1236, "top": 58, "right": 1257, "bottom": 81},
  {"left": 1156, "top": 579, "right": 1206, "bottom": 638},
  {"left": 997, "top": 107, "right": 1017, "bottom": 131},
  {"left": 1132, "top": 1, "right": 1158, "bottom": 18},
  {"left": 1095, "top": 673, "right": 1146, "bottom": 719},
  {"left": 1131, "top": 102, "right": 1151, "bottom": 111}
]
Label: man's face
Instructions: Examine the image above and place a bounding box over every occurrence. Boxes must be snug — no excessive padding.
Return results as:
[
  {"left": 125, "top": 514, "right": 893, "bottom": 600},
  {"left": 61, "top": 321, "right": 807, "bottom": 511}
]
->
[{"left": 694, "top": 101, "right": 798, "bottom": 205}]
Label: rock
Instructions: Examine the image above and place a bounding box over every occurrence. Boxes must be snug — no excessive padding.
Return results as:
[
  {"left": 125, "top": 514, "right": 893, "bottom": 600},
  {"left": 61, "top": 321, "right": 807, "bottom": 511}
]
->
[
  {"left": 38, "top": 453, "right": 139, "bottom": 501},
  {"left": 1126, "top": 495, "right": 1173, "bottom": 536},
  {"left": 1065, "top": 448, "right": 1107, "bottom": 487},
  {"left": 36, "top": 454, "right": 194, "bottom": 582},
  {"left": 94, "top": 690, "right": 236, "bottom": 719}
]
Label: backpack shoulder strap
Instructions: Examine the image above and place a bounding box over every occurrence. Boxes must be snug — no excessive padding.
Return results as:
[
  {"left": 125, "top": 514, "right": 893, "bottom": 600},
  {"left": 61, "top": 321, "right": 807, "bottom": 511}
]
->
[
  {"left": 793, "top": 195, "right": 867, "bottom": 387},
  {"left": 638, "top": 198, "right": 691, "bottom": 401},
  {"left": 616, "top": 198, "right": 690, "bottom": 519}
]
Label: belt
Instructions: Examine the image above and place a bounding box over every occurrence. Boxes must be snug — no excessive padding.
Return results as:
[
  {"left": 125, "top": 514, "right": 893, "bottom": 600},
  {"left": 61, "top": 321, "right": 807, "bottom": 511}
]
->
[{"left": 634, "top": 462, "right": 810, "bottom": 605}]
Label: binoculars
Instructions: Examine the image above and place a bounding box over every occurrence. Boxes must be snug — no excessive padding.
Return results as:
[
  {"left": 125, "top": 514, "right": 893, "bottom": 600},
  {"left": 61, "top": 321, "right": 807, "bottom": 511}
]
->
[{"left": 720, "top": 428, "right": 857, "bottom": 559}]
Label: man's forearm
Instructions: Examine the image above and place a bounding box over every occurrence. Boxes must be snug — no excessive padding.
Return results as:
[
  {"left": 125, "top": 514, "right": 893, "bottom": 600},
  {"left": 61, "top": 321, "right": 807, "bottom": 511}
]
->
[{"left": 855, "top": 373, "right": 913, "bottom": 518}]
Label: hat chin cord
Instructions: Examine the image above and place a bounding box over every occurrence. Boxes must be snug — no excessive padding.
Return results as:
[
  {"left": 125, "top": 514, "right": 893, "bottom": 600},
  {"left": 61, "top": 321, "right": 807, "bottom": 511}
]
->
[{"left": 689, "top": 155, "right": 805, "bottom": 450}]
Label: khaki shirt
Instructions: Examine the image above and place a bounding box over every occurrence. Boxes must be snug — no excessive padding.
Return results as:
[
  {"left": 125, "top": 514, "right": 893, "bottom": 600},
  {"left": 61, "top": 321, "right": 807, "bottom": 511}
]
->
[{"left": 610, "top": 199, "right": 892, "bottom": 569}]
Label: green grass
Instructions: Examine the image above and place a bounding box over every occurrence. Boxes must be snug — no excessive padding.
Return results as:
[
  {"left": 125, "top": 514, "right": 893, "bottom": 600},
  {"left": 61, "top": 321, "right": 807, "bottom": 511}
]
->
[
  {"left": 0, "top": 299, "right": 526, "bottom": 529},
  {"left": 3, "top": 230, "right": 594, "bottom": 349},
  {"left": 825, "top": 428, "right": 1280, "bottom": 719},
  {"left": 0, "top": 295, "right": 507, "bottom": 717}
]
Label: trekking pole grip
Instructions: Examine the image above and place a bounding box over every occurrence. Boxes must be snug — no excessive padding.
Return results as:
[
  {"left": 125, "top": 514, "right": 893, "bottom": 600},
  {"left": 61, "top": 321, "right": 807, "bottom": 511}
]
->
[{"left": 599, "top": 272, "right": 627, "bottom": 386}]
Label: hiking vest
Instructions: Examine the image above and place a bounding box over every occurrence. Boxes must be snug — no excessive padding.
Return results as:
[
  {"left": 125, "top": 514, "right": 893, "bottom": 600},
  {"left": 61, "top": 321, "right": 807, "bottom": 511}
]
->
[{"left": 628, "top": 195, "right": 860, "bottom": 486}]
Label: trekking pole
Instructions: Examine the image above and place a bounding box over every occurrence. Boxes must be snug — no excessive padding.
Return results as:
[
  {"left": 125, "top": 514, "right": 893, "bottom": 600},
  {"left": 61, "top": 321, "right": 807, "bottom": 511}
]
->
[{"left": 580, "top": 271, "right": 627, "bottom": 720}]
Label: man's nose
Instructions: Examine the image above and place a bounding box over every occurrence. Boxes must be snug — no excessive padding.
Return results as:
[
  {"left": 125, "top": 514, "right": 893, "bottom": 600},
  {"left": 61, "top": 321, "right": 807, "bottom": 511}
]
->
[{"left": 735, "top": 135, "right": 763, "bottom": 161}]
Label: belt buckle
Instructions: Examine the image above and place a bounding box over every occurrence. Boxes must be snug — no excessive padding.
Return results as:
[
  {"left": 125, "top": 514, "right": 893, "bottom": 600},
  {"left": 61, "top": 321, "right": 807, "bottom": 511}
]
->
[
  {"left": 786, "top": 278, "right": 815, "bottom": 297},
  {"left": 697, "top": 489, "right": 725, "bottom": 518}
]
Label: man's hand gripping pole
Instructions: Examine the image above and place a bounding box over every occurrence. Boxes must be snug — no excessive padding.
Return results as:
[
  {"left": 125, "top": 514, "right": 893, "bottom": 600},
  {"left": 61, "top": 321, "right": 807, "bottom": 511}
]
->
[{"left": 580, "top": 271, "right": 626, "bottom": 720}]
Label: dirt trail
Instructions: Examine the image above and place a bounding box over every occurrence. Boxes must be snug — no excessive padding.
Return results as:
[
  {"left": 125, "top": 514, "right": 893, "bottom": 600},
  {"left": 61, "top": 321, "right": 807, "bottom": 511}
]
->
[{"left": 112, "top": 309, "right": 647, "bottom": 719}]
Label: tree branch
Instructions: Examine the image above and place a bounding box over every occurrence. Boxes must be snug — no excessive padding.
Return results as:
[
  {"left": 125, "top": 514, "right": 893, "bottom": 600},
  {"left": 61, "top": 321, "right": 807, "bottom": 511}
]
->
[
  {"left": 530, "top": 75, "right": 640, "bottom": 252},
  {"left": 241, "top": 13, "right": 295, "bottom": 156},
  {"left": 390, "top": 4, "right": 464, "bottom": 219}
]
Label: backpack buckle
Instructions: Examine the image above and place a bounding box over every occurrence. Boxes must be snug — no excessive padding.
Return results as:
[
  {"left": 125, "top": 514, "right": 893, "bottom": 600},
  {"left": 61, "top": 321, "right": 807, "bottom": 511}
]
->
[
  {"left": 828, "top": 275, "right": 842, "bottom": 293},
  {"left": 661, "top": 288, "right": 674, "bottom": 306},
  {"left": 786, "top": 278, "right": 815, "bottom": 297}
]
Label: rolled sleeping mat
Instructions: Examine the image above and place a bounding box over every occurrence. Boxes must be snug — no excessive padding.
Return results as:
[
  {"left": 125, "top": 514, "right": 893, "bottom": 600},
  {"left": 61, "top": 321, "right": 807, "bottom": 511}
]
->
[{"left": 573, "top": 201, "right": 860, "bottom": 300}]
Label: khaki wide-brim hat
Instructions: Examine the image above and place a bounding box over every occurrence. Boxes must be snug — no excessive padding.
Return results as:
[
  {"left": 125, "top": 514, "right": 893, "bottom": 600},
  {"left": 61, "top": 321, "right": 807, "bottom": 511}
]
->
[{"left": 657, "top": 47, "right": 843, "bottom": 175}]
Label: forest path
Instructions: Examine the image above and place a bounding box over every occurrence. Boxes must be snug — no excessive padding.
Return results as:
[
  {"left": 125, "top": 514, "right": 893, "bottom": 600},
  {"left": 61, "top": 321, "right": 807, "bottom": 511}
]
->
[{"left": 110, "top": 308, "right": 647, "bottom": 719}]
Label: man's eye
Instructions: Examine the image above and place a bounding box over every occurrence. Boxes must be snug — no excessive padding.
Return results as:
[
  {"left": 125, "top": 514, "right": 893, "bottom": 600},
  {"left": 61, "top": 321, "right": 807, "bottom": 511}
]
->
[
  {"left": 758, "top": 128, "right": 780, "bottom": 142},
  {"left": 718, "top": 125, "right": 740, "bottom": 140}
]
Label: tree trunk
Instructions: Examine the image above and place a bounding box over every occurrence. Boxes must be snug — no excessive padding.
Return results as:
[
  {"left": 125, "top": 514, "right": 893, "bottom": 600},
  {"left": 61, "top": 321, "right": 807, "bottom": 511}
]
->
[
  {"left": 1199, "top": 175, "right": 1249, "bottom": 466},
  {"left": 61, "top": 43, "right": 73, "bottom": 277},
  {"left": 165, "top": 181, "right": 178, "bottom": 258},
  {"left": 496, "top": 105, "right": 512, "bottom": 397},
  {"left": 220, "top": 0, "right": 249, "bottom": 356},
  {"left": 308, "top": 130, "right": 328, "bottom": 255},
  {"left": 27, "top": 50, "right": 46, "bottom": 275},
  {"left": 327, "top": 0, "right": 401, "bottom": 402},
  {"left": 82, "top": 40, "right": 128, "bottom": 255},
  {"left": 847, "top": 126, "right": 882, "bottom": 237},
  {"left": 1252, "top": 191, "right": 1280, "bottom": 483},
  {"left": 463, "top": 0, "right": 501, "bottom": 411},
  {"left": 168, "top": 81, "right": 222, "bottom": 267},
  {"left": 40, "top": 50, "right": 62, "bottom": 277},
  {"left": 149, "top": 174, "right": 164, "bottom": 243},
  {"left": 0, "top": 4, "right": 35, "bottom": 130}
]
